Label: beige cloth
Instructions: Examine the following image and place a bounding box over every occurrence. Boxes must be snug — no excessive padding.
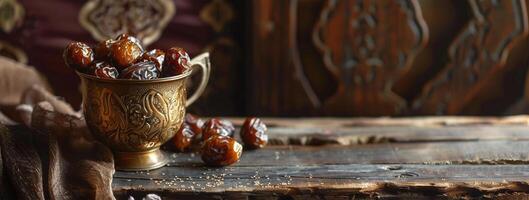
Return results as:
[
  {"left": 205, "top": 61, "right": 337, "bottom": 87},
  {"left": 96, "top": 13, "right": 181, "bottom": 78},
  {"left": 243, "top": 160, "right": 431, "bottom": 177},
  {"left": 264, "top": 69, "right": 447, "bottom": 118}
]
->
[
  {"left": 0, "top": 56, "right": 48, "bottom": 105},
  {"left": 0, "top": 56, "right": 115, "bottom": 199}
]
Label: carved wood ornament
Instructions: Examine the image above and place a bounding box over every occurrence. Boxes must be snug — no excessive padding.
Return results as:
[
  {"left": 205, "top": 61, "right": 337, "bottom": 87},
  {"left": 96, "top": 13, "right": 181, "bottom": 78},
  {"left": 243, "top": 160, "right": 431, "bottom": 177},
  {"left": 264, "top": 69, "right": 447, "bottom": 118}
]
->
[
  {"left": 313, "top": 0, "right": 428, "bottom": 115},
  {"left": 79, "top": 0, "right": 175, "bottom": 46},
  {"left": 413, "top": 0, "right": 528, "bottom": 115},
  {"left": 0, "top": 0, "right": 26, "bottom": 63},
  {"left": 0, "top": 0, "right": 24, "bottom": 33},
  {"left": 200, "top": 0, "right": 234, "bottom": 33}
]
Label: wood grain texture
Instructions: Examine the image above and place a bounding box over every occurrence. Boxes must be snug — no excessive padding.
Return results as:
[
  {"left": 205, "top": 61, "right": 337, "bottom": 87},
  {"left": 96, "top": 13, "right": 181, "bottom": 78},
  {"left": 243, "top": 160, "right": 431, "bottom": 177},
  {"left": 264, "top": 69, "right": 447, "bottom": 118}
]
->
[
  {"left": 114, "top": 164, "right": 529, "bottom": 199},
  {"left": 114, "top": 142, "right": 529, "bottom": 199},
  {"left": 264, "top": 125, "right": 529, "bottom": 146},
  {"left": 224, "top": 115, "right": 529, "bottom": 127},
  {"left": 160, "top": 141, "right": 529, "bottom": 166},
  {"left": 248, "top": 0, "right": 430, "bottom": 116},
  {"left": 113, "top": 117, "right": 529, "bottom": 198},
  {"left": 247, "top": 0, "right": 529, "bottom": 116},
  {"left": 248, "top": 0, "right": 323, "bottom": 116},
  {"left": 227, "top": 115, "right": 529, "bottom": 145},
  {"left": 413, "top": 0, "right": 529, "bottom": 115},
  {"left": 314, "top": 0, "right": 428, "bottom": 116},
  {"left": 190, "top": 0, "right": 244, "bottom": 116}
]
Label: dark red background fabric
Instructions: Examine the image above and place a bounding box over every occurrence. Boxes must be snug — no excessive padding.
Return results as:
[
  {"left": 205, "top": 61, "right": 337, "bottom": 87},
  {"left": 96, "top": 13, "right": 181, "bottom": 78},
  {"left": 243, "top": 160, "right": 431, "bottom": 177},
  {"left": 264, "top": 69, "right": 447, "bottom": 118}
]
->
[{"left": 0, "top": 0, "right": 214, "bottom": 108}]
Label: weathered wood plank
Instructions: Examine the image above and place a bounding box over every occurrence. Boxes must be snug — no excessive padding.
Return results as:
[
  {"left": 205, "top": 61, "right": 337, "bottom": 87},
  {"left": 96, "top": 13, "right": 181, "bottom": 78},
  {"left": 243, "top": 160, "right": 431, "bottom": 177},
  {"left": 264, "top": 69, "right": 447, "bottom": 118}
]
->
[
  {"left": 224, "top": 115, "right": 529, "bottom": 127},
  {"left": 115, "top": 140, "right": 529, "bottom": 198},
  {"left": 220, "top": 116, "right": 529, "bottom": 145},
  {"left": 164, "top": 141, "right": 529, "bottom": 167},
  {"left": 113, "top": 164, "right": 529, "bottom": 199},
  {"left": 112, "top": 117, "right": 529, "bottom": 199},
  {"left": 265, "top": 125, "right": 529, "bottom": 145}
]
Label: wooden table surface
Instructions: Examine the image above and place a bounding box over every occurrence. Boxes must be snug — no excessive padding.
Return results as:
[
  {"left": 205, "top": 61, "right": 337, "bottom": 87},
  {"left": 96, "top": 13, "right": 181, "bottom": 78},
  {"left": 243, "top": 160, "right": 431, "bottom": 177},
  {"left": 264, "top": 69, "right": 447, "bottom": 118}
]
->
[{"left": 113, "top": 116, "right": 529, "bottom": 199}]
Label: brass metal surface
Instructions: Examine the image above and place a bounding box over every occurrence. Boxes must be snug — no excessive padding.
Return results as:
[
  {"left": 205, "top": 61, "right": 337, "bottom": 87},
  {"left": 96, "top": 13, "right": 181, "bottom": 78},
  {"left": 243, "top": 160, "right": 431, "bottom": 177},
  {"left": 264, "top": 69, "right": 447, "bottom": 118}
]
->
[
  {"left": 114, "top": 149, "right": 168, "bottom": 171},
  {"left": 79, "top": 53, "right": 210, "bottom": 171}
]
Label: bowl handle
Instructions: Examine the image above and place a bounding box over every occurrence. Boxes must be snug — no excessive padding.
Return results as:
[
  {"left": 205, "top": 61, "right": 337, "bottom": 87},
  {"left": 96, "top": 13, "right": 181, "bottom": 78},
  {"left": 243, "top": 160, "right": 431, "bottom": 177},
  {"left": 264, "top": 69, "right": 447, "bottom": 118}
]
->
[{"left": 186, "top": 52, "right": 211, "bottom": 107}]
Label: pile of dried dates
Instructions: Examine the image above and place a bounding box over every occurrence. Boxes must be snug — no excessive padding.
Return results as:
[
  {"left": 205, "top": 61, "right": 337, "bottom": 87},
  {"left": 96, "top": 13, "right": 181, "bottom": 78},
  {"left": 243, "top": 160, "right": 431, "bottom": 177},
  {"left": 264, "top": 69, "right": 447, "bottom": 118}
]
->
[
  {"left": 172, "top": 114, "right": 268, "bottom": 167},
  {"left": 63, "top": 34, "right": 190, "bottom": 79}
]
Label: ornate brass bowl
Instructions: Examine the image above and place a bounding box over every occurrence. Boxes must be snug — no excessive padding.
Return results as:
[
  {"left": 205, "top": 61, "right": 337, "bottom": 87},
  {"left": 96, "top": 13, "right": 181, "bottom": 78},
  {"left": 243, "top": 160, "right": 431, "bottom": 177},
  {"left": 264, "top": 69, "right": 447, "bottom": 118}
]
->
[{"left": 79, "top": 53, "right": 210, "bottom": 171}]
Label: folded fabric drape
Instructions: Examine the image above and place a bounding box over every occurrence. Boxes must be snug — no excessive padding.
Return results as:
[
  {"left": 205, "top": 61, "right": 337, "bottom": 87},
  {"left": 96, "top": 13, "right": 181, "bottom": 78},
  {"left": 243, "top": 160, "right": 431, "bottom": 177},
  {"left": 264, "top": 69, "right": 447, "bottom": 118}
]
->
[
  {"left": 0, "top": 56, "right": 115, "bottom": 199},
  {"left": 0, "top": 91, "right": 115, "bottom": 200}
]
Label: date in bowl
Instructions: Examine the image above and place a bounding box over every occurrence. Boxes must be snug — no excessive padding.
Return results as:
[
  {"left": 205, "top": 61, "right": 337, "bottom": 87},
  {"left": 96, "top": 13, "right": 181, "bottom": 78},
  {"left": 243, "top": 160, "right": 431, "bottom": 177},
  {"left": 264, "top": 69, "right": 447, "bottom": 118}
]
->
[{"left": 79, "top": 53, "right": 210, "bottom": 171}]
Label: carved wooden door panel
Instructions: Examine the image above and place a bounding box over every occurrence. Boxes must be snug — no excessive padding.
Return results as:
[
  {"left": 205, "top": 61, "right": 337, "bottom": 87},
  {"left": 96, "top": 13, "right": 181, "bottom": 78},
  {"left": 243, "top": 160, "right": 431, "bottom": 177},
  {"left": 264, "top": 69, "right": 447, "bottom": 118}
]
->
[
  {"left": 413, "top": 0, "right": 528, "bottom": 115},
  {"left": 313, "top": 0, "right": 428, "bottom": 116},
  {"left": 248, "top": 0, "right": 529, "bottom": 116},
  {"left": 248, "top": 0, "right": 324, "bottom": 116},
  {"left": 249, "top": 0, "right": 428, "bottom": 116}
]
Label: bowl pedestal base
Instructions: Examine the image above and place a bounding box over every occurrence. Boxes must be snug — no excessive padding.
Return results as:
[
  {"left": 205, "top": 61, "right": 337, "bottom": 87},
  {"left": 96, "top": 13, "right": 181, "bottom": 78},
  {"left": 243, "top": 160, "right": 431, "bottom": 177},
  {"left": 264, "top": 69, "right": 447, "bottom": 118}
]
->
[{"left": 114, "top": 148, "right": 168, "bottom": 171}]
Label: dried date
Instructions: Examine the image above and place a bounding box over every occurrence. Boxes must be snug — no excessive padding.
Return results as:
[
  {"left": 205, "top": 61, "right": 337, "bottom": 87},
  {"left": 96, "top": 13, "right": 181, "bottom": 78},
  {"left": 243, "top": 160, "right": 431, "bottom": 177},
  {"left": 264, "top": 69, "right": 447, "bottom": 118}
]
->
[
  {"left": 91, "top": 61, "right": 119, "bottom": 79},
  {"left": 219, "top": 120, "right": 235, "bottom": 135},
  {"left": 240, "top": 117, "right": 268, "bottom": 149},
  {"left": 162, "top": 47, "right": 190, "bottom": 77},
  {"left": 202, "top": 118, "right": 234, "bottom": 141},
  {"left": 65, "top": 35, "right": 197, "bottom": 81},
  {"left": 185, "top": 113, "right": 204, "bottom": 136},
  {"left": 94, "top": 39, "right": 115, "bottom": 61},
  {"left": 201, "top": 135, "right": 242, "bottom": 167},
  {"left": 63, "top": 42, "right": 94, "bottom": 72},
  {"left": 111, "top": 35, "right": 144, "bottom": 69},
  {"left": 172, "top": 123, "right": 198, "bottom": 152},
  {"left": 119, "top": 61, "right": 159, "bottom": 80},
  {"left": 140, "top": 49, "right": 165, "bottom": 72}
]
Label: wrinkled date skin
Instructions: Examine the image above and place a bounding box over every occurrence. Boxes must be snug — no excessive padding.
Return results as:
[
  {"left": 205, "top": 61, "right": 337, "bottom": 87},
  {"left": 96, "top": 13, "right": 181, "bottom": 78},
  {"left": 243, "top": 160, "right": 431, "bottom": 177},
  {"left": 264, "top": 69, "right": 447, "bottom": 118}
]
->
[
  {"left": 201, "top": 135, "right": 242, "bottom": 167},
  {"left": 162, "top": 47, "right": 190, "bottom": 77},
  {"left": 202, "top": 118, "right": 235, "bottom": 141},
  {"left": 119, "top": 61, "right": 159, "bottom": 80},
  {"left": 111, "top": 35, "right": 144, "bottom": 70},
  {"left": 91, "top": 61, "right": 119, "bottom": 79},
  {"left": 172, "top": 123, "right": 198, "bottom": 152},
  {"left": 140, "top": 49, "right": 165, "bottom": 72},
  {"left": 63, "top": 42, "right": 94, "bottom": 72},
  {"left": 219, "top": 120, "right": 235, "bottom": 135},
  {"left": 64, "top": 34, "right": 192, "bottom": 80},
  {"left": 241, "top": 117, "right": 268, "bottom": 149},
  {"left": 185, "top": 113, "right": 204, "bottom": 136},
  {"left": 94, "top": 39, "right": 115, "bottom": 61}
]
